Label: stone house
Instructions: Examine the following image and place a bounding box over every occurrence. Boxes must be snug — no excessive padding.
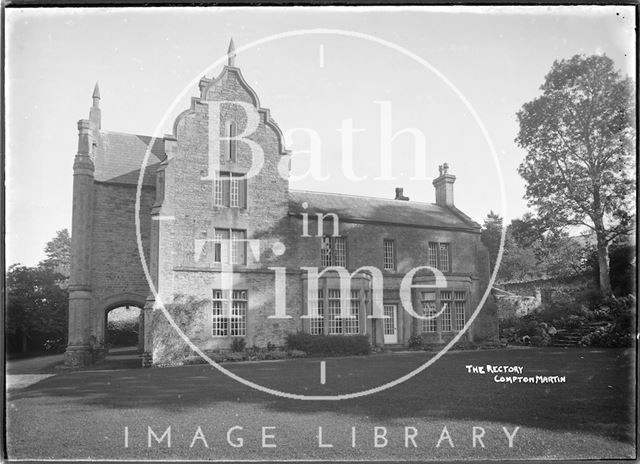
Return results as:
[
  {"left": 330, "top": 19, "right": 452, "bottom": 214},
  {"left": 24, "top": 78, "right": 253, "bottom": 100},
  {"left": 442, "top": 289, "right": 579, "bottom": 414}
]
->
[{"left": 64, "top": 42, "right": 498, "bottom": 367}]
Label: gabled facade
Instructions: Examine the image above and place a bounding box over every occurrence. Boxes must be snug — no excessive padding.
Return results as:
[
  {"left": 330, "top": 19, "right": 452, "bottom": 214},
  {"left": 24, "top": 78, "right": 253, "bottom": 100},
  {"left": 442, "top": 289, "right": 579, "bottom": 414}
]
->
[{"left": 64, "top": 42, "right": 498, "bottom": 367}]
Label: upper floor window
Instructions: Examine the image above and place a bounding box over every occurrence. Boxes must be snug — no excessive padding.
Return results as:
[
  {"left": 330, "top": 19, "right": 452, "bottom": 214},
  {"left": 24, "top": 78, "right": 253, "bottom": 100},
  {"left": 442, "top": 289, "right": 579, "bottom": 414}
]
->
[
  {"left": 225, "top": 121, "right": 237, "bottom": 161},
  {"left": 321, "top": 236, "right": 347, "bottom": 267},
  {"left": 428, "top": 242, "right": 450, "bottom": 272},
  {"left": 213, "top": 229, "right": 246, "bottom": 265},
  {"left": 231, "top": 230, "right": 246, "bottom": 265},
  {"left": 213, "top": 172, "right": 246, "bottom": 208},
  {"left": 383, "top": 239, "right": 395, "bottom": 271}
]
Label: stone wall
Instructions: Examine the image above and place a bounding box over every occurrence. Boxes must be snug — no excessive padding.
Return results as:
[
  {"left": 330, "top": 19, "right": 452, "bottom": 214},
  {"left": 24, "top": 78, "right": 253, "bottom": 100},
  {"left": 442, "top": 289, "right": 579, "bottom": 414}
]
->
[
  {"left": 499, "top": 274, "right": 594, "bottom": 308},
  {"left": 90, "top": 181, "right": 154, "bottom": 349}
]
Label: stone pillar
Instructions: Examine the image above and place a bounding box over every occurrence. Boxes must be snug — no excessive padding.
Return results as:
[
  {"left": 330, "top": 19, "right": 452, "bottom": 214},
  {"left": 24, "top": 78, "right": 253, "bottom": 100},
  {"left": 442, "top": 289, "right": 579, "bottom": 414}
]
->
[
  {"left": 137, "top": 310, "right": 145, "bottom": 354},
  {"left": 142, "top": 299, "right": 154, "bottom": 367},
  {"left": 141, "top": 157, "right": 166, "bottom": 366},
  {"left": 64, "top": 119, "right": 95, "bottom": 367}
]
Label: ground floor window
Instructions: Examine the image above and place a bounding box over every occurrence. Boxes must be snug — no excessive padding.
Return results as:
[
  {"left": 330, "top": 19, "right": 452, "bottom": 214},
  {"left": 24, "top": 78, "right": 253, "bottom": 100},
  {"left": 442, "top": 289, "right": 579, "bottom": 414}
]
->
[
  {"left": 420, "top": 289, "right": 466, "bottom": 334},
  {"left": 441, "top": 291, "right": 453, "bottom": 332},
  {"left": 344, "top": 290, "right": 360, "bottom": 335},
  {"left": 310, "top": 290, "right": 324, "bottom": 335},
  {"left": 327, "top": 289, "right": 342, "bottom": 334},
  {"left": 454, "top": 291, "right": 466, "bottom": 330},
  {"left": 321, "top": 288, "right": 361, "bottom": 335},
  {"left": 421, "top": 291, "right": 437, "bottom": 332},
  {"left": 212, "top": 289, "right": 247, "bottom": 336}
]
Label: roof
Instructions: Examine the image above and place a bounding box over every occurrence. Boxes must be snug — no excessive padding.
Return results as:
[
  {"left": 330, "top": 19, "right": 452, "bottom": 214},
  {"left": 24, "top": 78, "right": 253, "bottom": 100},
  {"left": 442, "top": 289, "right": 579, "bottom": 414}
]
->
[
  {"left": 289, "top": 190, "right": 481, "bottom": 231},
  {"left": 93, "top": 130, "right": 165, "bottom": 185}
]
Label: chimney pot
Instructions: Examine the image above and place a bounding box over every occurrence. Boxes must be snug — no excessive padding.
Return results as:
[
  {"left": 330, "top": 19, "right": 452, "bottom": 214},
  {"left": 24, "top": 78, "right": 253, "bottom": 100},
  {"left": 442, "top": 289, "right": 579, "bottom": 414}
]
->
[{"left": 395, "top": 187, "right": 409, "bottom": 201}]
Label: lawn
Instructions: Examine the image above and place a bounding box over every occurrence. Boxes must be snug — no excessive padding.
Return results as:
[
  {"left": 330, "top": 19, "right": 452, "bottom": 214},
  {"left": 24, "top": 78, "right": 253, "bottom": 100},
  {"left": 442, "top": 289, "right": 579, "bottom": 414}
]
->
[{"left": 6, "top": 347, "right": 636, "bottom": 461}]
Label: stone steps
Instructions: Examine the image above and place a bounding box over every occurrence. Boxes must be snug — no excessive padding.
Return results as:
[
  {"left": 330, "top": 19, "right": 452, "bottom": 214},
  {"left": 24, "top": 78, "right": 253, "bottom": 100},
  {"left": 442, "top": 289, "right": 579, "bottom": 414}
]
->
[{"left": 551, "top": 321, "right": 609, "bottom": 347}]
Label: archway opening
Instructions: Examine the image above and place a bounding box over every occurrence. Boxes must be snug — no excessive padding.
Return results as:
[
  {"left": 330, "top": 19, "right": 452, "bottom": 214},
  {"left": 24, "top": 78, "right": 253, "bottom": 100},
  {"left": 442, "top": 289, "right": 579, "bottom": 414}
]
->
[{"left": 105, "top": 305, "right": 142, "bottom": 358}]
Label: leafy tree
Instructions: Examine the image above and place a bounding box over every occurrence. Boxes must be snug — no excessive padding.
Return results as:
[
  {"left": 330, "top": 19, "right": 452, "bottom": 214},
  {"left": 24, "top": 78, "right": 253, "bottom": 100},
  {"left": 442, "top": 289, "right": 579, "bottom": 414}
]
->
[
  {"left": 515, "top": 54, "right": 635, "bottom": 296},
  {"left": 537, "top": 232, "right": 591, "bottom": 280},
  {"left": 6, "top": 230, "right": 71, "bottom": 353},
  {"left": 480, "top": 210, "right": 504, "bottom": 272},
  {"left": 497, "top": 227, "right": 540, "bottom": 282},
  {"left": 494, "top": 214, "right": 591, "bottom": 284},
  {"left": 40, "top": 228, "right": 71, "bottom": 281},
  {"left": 509, "top": 213, "right": 546, "bottom": 248},
  {"left": 6, "top": 264, "right": 68, "bottom": 352}
]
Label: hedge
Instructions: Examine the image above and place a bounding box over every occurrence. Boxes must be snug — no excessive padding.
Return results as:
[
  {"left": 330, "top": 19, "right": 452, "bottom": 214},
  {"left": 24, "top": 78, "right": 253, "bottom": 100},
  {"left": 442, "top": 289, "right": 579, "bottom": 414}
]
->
[
  {"left": 107, "top": 319, "right": 139, "bottom": 347},
  {"left": 285, "top": 332, "right": 371, "bottom": 356}
]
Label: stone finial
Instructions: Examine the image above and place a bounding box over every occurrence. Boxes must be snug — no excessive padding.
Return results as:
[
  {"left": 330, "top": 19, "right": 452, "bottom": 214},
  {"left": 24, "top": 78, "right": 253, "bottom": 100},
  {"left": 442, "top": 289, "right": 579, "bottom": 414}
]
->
[
  {"left": 227, "top": 38, "right": 236, "bottom": 67},
  {"left": 92, "top": 82, "right": 101, "bottom": 103},
  {"left": 90, "top": 82, "right": 101, "bottom": 129}
]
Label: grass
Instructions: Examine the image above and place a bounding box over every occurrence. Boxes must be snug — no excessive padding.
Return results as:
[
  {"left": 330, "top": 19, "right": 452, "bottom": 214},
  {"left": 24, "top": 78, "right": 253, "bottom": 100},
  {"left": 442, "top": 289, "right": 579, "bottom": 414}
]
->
[{"left": 6, "top": 347, "right": 636, "bottom": 460}]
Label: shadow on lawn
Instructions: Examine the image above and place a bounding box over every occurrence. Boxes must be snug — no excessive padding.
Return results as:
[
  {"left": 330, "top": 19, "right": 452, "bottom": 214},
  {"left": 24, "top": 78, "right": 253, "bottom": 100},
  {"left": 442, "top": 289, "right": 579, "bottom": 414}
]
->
[{"left": 8, "top": 348, "right": 636, "bottom": 443}]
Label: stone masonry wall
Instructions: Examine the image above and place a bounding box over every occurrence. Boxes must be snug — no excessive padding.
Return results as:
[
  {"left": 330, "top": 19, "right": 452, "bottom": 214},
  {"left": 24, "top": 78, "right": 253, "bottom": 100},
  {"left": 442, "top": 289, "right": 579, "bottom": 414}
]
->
[{"left": 90, "top": 182, "right": 154, "bottom": 348}]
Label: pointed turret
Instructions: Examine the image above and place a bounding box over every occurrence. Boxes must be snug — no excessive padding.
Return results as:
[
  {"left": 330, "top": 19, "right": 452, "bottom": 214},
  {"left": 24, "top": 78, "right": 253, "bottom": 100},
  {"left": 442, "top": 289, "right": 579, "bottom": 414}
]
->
[
  {"left": 92, "top": 82, "right": 100, "bottom": 105},
  {"left": 90, "top": 82, "right": 101, "bottom": 129},
  {"left": 227, "top": 38, "right": 236, "bottom": 67}
]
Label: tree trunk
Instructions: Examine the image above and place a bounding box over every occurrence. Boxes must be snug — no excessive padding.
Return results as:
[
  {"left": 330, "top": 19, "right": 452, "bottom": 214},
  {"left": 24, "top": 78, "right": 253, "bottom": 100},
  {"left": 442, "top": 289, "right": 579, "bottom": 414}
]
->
[{"left": 596, "top": 234, "right": 612, "bottom": 297}]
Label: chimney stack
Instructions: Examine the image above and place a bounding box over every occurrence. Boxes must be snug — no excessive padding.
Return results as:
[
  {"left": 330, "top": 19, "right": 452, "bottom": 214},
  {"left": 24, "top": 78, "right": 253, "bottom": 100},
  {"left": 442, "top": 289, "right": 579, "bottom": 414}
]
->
[
  {"left": 433, "top": 163, "right": 455, "bottom": 206},
  {"left": 395, "top": 187, "right": 409, "bottom": 201}
]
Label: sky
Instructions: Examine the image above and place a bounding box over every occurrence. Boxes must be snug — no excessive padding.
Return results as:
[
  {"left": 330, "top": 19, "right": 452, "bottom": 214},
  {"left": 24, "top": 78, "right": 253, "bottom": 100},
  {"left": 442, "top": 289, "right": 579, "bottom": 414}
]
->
[{"left": 5, "top": 5, "right": 636, "bottom": 267}]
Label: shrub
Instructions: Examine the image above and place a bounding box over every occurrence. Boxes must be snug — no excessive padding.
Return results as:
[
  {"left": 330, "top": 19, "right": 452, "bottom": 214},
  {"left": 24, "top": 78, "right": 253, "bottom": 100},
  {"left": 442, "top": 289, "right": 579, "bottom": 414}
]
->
[
  {"left": 285, "top": 332, "right": 371, "bottom": 356},
  {"left": 500, "top": 316, "right": 556, "bottom": 345},
  {"left": 452, "top": 340, "right": 479, "bottom": 350},
  {"left": 231, "top": 338, "right": 246, "bottom": 352},
  {"left": 531, "top": 334, "right": 551, "bottom": 347},
  {"left": 408, "top": 335, "right": 423, "bottom": 350},
  {"left": 43, "top": 337, "right": 66, "bottom": 352},
  {"left": 266, "top": 342, "right": 278, "bottom": 352},
  {"left": 184, "top": 355, "right": 206, "bottom": 365},
  {"left": 225, "top": 352, "right": 247, "bottom": 362},
  {"left": 107, "top": 319, "right": 139, "bottom": 347},
  {"left": 254, "top": 350, "right": 268, "bottom": 360},
  {"left": 264, "top": 349, "right": 288, "bottom": 360},
  {"left": 288, "top": 349, "right": 307, "bottom": 358},
  {"left": 579, "top": 296, "right": 635, "bottom": 347},
  {"left": 207, "top": 351, "right": 226, "bottom": 363}
]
